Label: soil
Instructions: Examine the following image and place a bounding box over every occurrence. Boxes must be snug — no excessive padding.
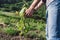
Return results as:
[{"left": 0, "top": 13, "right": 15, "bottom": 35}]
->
[{"left": 0, "top": 32, "right": 43, "bottom": 40}]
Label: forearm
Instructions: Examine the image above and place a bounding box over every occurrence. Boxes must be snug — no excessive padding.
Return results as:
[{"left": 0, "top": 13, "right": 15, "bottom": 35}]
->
[
  {"left": 34, "top": 0, "right": 44, "bottom": 10},
  {"left": 29, "top": 0, "right": 40, "bottom": 10}
]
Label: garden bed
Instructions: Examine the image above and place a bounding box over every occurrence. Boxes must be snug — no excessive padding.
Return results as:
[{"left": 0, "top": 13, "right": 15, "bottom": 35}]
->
[{"left": 0, "top": 31, "right": 45, "bottom": 40}]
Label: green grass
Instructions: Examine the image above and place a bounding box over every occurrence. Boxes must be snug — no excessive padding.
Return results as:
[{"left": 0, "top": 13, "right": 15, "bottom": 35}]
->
[{"left": 0, "top": 10, "right": 46, "bottom": 40}]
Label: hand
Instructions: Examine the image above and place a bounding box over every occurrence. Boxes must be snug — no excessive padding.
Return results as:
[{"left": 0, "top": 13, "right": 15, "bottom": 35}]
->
[{"left": 25, "top": 8, "right": 35, "bottom": 17}]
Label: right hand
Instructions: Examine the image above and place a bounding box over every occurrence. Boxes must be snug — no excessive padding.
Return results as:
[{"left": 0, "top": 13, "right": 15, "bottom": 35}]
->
[{"left": 25, "top": 8, "right": 35, "bottom": 17}]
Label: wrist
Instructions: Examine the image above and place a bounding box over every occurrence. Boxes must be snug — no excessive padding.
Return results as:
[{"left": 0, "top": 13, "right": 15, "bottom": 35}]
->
[
  {"left": 29, "top": 7, "right": 34, "bottom": 10},
  {"left": 28, "top": 7, "right": 36, "bottom": 11}
]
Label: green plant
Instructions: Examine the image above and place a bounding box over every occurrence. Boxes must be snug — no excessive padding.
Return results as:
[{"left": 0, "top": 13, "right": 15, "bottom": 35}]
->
[
  {"left": 16, "top": 5, "right": 27, "bottom": 35},
  {"left": 0, "top": 27, "right": 2, "bottom": 32},
  {"left": 26, "top": 31, "right": 37, "bottom": 38},
  {"left": 36, "top": 21, "right": 45, "bottom": 31},
  {"left": 3, "top": 27, "right": 18, "bottom": 36}
]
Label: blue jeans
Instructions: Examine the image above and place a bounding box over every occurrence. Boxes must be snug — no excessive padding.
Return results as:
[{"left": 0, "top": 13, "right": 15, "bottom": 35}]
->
[{"left": 46, "top": 0, "right": 60, "bottom": 40}]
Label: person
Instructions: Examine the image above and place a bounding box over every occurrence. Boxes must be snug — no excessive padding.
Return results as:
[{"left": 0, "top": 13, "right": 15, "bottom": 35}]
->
[{"left": 25, "top": 0, "right": 60, "bottom": 40}]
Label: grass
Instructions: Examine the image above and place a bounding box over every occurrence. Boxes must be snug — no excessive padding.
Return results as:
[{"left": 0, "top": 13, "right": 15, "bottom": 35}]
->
[{"left": 0, "top": 11, "right": 46, "bottom": 40}]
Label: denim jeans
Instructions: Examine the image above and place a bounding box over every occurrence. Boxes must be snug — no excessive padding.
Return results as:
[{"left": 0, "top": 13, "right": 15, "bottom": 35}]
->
[{"left": 46, "top": 0, "right": 60, "bottom": 40}]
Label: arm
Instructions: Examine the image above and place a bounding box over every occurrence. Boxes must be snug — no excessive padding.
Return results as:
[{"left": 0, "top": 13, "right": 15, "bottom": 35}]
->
[
  {"left": 29, "top": 0, "right": 40, "bottom": 10},
  {"left": 34, "top": 0, "right": 45, "bottom": 10},
  {"left": 25, "top": 0, "right": 40, "bottom": 16},
  {"left": 25, "top": 0, "right": 45, "bottom": 16}
]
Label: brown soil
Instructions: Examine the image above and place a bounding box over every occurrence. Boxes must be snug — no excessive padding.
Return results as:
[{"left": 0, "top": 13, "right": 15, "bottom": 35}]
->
[{"left": 0, "top": 32, "right": 44, "bottom": 40}]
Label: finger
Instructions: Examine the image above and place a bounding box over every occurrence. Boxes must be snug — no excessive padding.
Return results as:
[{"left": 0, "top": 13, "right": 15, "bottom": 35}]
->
[
  {"left": 29, "top": 11, "right": 33, "bottom": 16},
  {"left": 26, "top": 12, "right": 30, "bottom": 16},
  {"left": 24, "top": 12, "right": 30, "bottom": 17}
]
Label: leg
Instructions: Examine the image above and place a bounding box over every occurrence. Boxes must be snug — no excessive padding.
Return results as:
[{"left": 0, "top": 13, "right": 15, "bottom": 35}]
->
[
  {"left": 46, "top": 9, "right": 48, "bottom": 40},
  {"left": 46, "top": 2, "right": 60, "bottom": 40}
]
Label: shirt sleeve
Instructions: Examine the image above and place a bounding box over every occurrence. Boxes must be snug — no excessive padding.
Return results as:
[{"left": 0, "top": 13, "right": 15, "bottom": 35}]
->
[{"left": 42, "top": 0, "right": 46, "bottom": 3}]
